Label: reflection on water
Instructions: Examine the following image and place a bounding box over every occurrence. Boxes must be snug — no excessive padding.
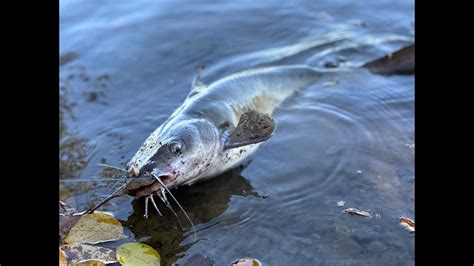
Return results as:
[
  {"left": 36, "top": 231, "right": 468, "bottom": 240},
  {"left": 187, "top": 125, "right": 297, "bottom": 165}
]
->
[
  {"left": 60, "top": 0, "right": 414, "bottom": 265},
  {"left": 122, "top": 168, "right": 258, "bottom": 264}
]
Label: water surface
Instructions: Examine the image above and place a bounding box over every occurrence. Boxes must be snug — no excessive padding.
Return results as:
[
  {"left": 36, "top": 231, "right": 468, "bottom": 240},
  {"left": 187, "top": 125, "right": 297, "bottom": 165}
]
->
[{"left": 60, "top": 1, "right": 414, "bottom": 265}]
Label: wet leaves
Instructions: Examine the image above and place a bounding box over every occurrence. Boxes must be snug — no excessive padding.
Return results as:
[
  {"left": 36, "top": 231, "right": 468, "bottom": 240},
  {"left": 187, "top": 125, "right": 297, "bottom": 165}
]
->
[
  {"left": 60, "top": 243, "right": 117, "bottom": 265},
  {"left": 64, "top": 212, "right": 126, "bottom": 245},
  {"left": 59, "top": 201, "right": 162, "bottom": 265},
  {"left": 343, "top": 208, "right": 372, "bottom": 217},
  {"left": 116, "top": 242, "right": 161, "bottom": 266}
]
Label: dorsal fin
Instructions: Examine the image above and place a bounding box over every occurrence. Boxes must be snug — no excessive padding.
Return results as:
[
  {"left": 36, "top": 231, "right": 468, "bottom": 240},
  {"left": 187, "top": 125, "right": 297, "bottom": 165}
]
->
[
  {"left": 363, "top": 43, "right": 414, "bottom": 75},
  {"left": 187, "top": 65, "right": 208, "bottom": 99}
]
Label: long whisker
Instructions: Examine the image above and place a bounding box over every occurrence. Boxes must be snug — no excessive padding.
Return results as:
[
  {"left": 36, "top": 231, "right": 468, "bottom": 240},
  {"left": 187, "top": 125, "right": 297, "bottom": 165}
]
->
[
  {"left": 149, "top": 194, "right": 162, "bottom": 216},
  {"left": 85, "top": 179, "right": 131, "bottom": 214},
  {"left": 97, "top": 163, "right": 129, "bottom": 173},
  {"left": 157, "top": 189, "right": 184, "bottom": 231},
  {"left": 153, "top": 173, "right": 197, "bottom": 241}
]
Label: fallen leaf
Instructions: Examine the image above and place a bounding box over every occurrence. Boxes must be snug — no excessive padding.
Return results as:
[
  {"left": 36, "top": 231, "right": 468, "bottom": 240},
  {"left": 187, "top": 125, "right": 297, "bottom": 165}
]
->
[
  {"left": 231, "top": 257, "right": 262, "bottom": 266},
  {"left": 116, "top": 242, "right": 161, "bottom": 266},
  {"left": 399, "top": 217, "right": 415, "bottom": 227},
  {"left": 60, "top": 243, "right": 117, "bottom": 265},
  {"left": 399, "top": 216, "right": 415, "bottom": 233},
  {"left": 60, "top": 214, "right": 81, "bottom": 244},
  {"left": 64, "top": 212, "right": 126, "bottom": 244},
  {"left": 343, "top": 208, "right": 372, "bottom": 217}
]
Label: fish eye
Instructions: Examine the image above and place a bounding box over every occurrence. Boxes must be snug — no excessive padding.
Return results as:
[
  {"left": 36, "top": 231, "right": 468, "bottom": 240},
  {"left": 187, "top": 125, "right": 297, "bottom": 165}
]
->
[{"left": 168, "top": 140, "right": 184, "bottom": 154}]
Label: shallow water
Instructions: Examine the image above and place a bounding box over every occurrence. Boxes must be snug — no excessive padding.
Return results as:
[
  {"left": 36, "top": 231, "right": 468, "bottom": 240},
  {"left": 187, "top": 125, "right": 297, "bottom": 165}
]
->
[{"left": 60, "top": 1, "right": 414, "bottom": 265}]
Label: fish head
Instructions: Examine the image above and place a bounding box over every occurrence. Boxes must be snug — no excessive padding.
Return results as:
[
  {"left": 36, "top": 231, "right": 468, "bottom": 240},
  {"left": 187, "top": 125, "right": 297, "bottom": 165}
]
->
[{"left": 125, "top": 119, "right": 219, "bottom": 197}]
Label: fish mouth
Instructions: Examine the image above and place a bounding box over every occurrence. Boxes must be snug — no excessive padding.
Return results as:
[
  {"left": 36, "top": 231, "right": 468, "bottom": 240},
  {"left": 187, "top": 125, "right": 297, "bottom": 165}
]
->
[{"left": 125, "top": 174, "right": 173, "bottom": 197}]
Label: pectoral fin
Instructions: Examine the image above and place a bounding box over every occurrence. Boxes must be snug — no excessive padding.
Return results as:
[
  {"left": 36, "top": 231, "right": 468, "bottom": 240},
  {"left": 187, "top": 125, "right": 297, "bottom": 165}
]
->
[{"left": 224, "top": 110, "right": 275, "bottom": 150}]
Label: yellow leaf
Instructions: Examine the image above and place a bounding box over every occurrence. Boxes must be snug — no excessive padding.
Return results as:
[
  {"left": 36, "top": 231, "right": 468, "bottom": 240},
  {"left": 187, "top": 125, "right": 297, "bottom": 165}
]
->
[
  {"left": 64, "top": 212, "right": 126, "bottom": 244},
  {"left": 116, "top": 242, "right": 161, "bottom": 266},
  {"left": 60, "top": 243, "right": 117, "bottom": 265}
]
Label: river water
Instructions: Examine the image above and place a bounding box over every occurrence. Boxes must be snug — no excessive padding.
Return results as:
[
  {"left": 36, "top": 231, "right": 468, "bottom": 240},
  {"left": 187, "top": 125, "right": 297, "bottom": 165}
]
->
[{"left": 60, "top": 1, "right": 414, "bottom": 265}]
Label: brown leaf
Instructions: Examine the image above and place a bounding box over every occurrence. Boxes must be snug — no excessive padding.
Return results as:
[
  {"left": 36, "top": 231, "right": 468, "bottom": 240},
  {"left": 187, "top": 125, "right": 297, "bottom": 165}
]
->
[
  {"left": 60, "top": 243, "right": 117, "bottom": 265},
  {"left": 399, "top": 217, "right": 415, "bottom": 227},
  {"left": 399, "top": 216, "right": 415, "bottom": 233}
]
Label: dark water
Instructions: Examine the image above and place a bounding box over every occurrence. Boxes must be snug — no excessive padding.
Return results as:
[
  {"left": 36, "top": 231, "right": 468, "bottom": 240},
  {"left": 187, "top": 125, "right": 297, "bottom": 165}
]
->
[{"left": 60, "top": 1, "right": 414, "bottom": 265}]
